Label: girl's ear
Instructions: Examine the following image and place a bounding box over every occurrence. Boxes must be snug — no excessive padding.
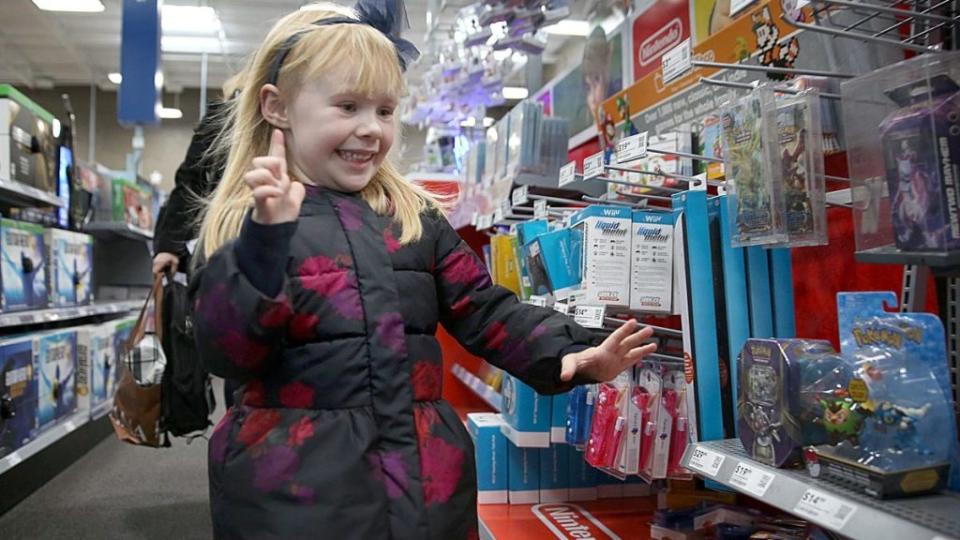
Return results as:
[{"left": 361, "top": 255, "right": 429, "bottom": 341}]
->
[{"left": 260, "top": 84, "right": 290, "bottom": 129}]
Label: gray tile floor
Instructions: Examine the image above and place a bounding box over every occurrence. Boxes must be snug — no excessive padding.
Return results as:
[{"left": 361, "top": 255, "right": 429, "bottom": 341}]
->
[{"left": 0, "top": 380, "right": 226, "bottom": 540}]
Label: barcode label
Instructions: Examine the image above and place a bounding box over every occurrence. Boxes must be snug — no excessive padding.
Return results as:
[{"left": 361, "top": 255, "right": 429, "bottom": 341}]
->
[
  {"left": 661, "top": 38, "right": 692, "bottom": 83},
  {"left": 687, "top": 445, "right": 725, "bottom": 477},
  {"left": 494, "top": 207, "right": 504, "bottom": 223},
  {"left": 616, "top": 132, "right": 648, "bottom": 163},
  {"left": 527, "top": 295, "right": 549, "bottom": 308},
  {"left": 553, "top": 301, "right": 569, "bottom": 315},
  {"left": 729, "top": 461, "right": 775, "bottom": 497},
  {"left": 476, "top": 213, "right": 493, "bottom": 230},
  {"left": 559, "top": 161, "right": 577, "bottom": 187},
  {"left": 584, "top": 152, "right": 605, "bottom": 180},
  {"left": 793, "top": 489, "right": 857, "bottom": 530},
  {"left": 512, "top": 185, "right": 529, "bottom": 206},
  {"left": 534, "top": 199, "right": 548, "bottom": 219}
]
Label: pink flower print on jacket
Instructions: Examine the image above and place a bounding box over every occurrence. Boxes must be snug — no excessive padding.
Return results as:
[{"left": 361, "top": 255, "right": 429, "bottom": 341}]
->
[
  {"left": 440, "top": 246, "right": 491, "bottom": 287},
  {"left": 253, "top": 445, "right": 300, "bottom": 493},
  {"left": 237, "top": 409, "right": 282, "bottom": 448},
  {"left": 383, "top": 226, "right": 402, "bottom": 254},
  {"left": 298, "top": 256, "right": 363, "bottom": 320},
  {"left": 287, "top": 416, "right": 314, "bottom": 448},
  {"left": 369, "top": 450, "right": 409, "bottom": 500},
  {"left": 279, "top": 381, "right": 315, "bottom": 409},
  {"left": 419, "top": 435, "right": 464, "bottom": 506},
  {"left": 333, "top": 199, "right": 364, "bottom": 231},
  {"left": 411, "top": 360, "right": 442, "bottom": 401},
  {"left": 288, "top": 313, "right": 321, "bottom": 341},
  {"left": 210, "top": 409, "right": 235, "bottom": 464},
  {"left": 197, "top": 283, "right": 270, "bottom": 369},
  {"left": 375, "top": 312, "right": 406, "bottom": 355}
]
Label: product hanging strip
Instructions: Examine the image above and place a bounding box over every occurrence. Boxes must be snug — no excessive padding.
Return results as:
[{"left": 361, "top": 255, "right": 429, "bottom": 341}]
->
[
  {"left": 779, "top": 13, "right": 944, "bottom": 52},
  {"left": 691, "top": 60, "right": 857, "bottom": 79},
  {"left": 698, "top": 78, "right": 843, "bottom": 101}
]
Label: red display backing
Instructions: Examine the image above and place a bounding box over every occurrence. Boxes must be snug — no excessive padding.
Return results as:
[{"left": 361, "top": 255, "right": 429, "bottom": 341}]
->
[{"left": 479, "top": 498, "right": 656, "bottom": 540}]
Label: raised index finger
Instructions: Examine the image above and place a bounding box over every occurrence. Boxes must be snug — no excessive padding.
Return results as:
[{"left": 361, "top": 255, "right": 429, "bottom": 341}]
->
[{"left": 269, "top": 129, "right": 287, "bottom": 177}]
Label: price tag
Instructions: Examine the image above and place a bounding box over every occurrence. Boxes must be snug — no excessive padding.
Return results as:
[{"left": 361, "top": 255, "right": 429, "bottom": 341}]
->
[
  {"left": 573, "top": 305, "right": 606, "bottom": 329},
  {"left": 553, "top": 301, "right": 569, "bottom": 315},
  {"left": 687, "top": 445, "right": 725, "bottom": 477},
  {"left": 534, "top": 199, "right": 548, "bottom": 219},
  {"left": 559, "top": 161, "right": 577, "bottom": 187},
  {"left": 470, "top": 212, "right": 478, "bottom": 227},
  {"left": 528, "top": 295, "right": 549, "bottom": 307},
  {"left": 476, "top": 213, "right": 493, "bottom": 230},
  {"left": 616, "top": 132, "right": 648, "bottom": 163},
  {"left": 584, "top": 152, "right": 605, "bottom": 180},
  {"left": 494, "top": 207, "right": 505, "bottom": 223},
  {"left": 793, "top": 489, "right": 857, "bottom": 530},
  {"left": 512, "top": 185, "right": 529, "bottom": 206},
  {"left": 661, "top": 38, "right": 692, "bottom": 84},
  {"left": 729, "top": 461, "right": 775, "bottom": 497}
]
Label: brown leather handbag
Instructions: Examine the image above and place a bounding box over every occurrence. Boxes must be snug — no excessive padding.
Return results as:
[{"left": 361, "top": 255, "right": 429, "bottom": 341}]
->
[{"left": 108, "top": 274, "right": 170, "bottom": 448}]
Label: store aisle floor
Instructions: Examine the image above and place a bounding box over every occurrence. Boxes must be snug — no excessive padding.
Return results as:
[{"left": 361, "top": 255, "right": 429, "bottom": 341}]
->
[{"left": 0, "top": 380, "right": 226, "bottom": 540}]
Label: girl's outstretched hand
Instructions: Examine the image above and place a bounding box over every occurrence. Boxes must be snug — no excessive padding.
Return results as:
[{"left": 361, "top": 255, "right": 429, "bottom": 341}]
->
[
  {"left": 245, "top": 129, "right": 305, "bottom": 225},
  {"left": 560, "top": 320, "right": 657, "bottom": 383}
]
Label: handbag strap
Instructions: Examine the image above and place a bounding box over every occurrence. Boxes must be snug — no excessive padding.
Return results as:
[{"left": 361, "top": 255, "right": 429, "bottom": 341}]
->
[{"left": 126, "top": 273, "right": 165, "bottom": 351}]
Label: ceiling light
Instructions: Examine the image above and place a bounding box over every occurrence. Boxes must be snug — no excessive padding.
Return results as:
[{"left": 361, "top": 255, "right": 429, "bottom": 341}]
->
[
  {"left": 108, "top": 72, "right": 122, "bottom": 84},
  {"left": 460, "top": 118, "right": 477, "bottom": 127},
  {"left": 159, "top": 107, "right": 183, "bottom": 119},
  {"left": 483, "top": 117, "right": 495, "bottom": 127},
  {"left": 162, "top": 36, "right": 223, "bottom": 54},
  {"left": 542, "top": 20, "right": 590, "bottom": 37},
  {"left": 32, "top": 0, "right": 104, "bottom": 13},
  {"left": 502, "top": 87, "right": 529, "bottom": 100},
  {"left": 162, "top": 5, "right": 222, "bottom": 35}
]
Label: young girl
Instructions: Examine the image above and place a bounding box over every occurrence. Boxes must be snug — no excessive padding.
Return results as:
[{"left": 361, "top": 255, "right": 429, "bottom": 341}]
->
[{"left": 190, "top": 2, "right": 658, "bottom": 539}]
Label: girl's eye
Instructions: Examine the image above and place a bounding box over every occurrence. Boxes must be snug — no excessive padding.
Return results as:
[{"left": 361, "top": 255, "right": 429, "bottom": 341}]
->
[
  {"left": 378, "top": 108, "right": 395, "bottom": 118},
  {"left": 339, "top": 103, "right": 356, "bottom": 113}
]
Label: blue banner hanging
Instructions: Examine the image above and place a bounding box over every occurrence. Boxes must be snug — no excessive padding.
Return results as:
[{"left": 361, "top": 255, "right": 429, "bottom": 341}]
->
[{"left": 118, "top": 0, "right": 161, "bottom": 125}]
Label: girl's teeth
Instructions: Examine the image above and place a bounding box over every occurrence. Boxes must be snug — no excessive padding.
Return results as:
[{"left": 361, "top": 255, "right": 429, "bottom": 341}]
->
[{"left": 339, "top": 151, "right": 371, "bottom": 162}]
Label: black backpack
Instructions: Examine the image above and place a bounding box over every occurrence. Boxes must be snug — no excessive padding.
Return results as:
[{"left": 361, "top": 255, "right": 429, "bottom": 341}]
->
[{"left": 159, "top": 274, "right": 215, "bottom": 438}]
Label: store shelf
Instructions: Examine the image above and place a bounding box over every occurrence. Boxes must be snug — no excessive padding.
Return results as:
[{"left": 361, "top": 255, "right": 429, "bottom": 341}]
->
[
  {"left": 83, "top": 221, "right": 154, "bottom": 242},
  {"left": 855, "top": 245, "right": 960, "bottom": 268},
  {"left": 0, "top": 410, "right": 90, "bottom": 476},
  {"left": 0, "top": 300, "right": 140, "bottom": 329},
  {"left": 0, "top": 177, "right": 62, "bottom": 208},
  {"left": 681, "top": 438, "right": 960, "bottom": 540},
  {"left": 451, "top": 362, "right": 502, "bottom": 412}
]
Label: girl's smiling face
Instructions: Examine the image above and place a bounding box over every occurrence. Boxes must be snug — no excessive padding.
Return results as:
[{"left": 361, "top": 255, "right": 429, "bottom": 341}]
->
[{"left": 264, "top": 67, "right": 398, "bottom": 193}]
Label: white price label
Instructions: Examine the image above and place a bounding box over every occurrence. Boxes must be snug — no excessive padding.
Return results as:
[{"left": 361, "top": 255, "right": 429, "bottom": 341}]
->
[
  {"left": 500, "top": 198, "right": 512, "bottom": 216},
  {"left": 729, "top": 461, "right": 775, "bottom": 497},
  {"left": 584, "top": 152, "right": 605, "bottom": 180},
  {"left": 553, "top": 301, "right": 569, "bottom": 315},
  {"left": 476, "top": 213, "right": 493, "bottom": 230},
  {"left": 512, "top": 185, "right": 529, "bottom": 206},
  {"left": 494, "top": 207, "right": 505, "bottom": 223},
  {"left": 534, "top": 199, "right": 548, "bottom": 219},
  {"left": 573, "top": 305, "right": 606, "bottom": 329},
  {"left": 687, "top": 445, "right": 725, "bottom": 477},
  {"left": 793, "top": 489, "right": 857, "bottom": 530},
  {"left": 729, "top": 0, "right": 758, "bottom": 16},
  {"left": 616, "top": 132, "right": 648, "bottom": 163},
  {"left": 559, "top": 161, "right": 577, "bottom": 187},
  {"left": 661, "top": 38, "right": 692, "bottom": 84},
  {"left": 528, "top": 295, "right": 549, "bottom": 307},
  {"left": 470, "top": 212, "right": 478, "bottom": 226}
]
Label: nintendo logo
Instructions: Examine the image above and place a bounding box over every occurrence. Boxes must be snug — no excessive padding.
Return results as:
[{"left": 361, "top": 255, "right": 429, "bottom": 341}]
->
[
  {"left": 639, "top": 18, "right": 683, "bottom": 67},
  {"left": 531, "top": 503, "right": 622, "bottom": 539}
]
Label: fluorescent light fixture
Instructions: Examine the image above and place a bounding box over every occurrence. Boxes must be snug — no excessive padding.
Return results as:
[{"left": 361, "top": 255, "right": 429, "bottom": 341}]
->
[
  {"left": 162, "top": 5, "right": 221, "bottom": 34},
  {"left": 502, "top": 87, "right": 529, "bottom": 100},
  {"left": 483, "top": 117, "right": 495, "bottom": 127},
  {"left": 460, "top": 118, "right": 477, "bottom": 128},
  {"left": 542, "top": 19, "right": 590, "bottom": 37},
  {"left": 159, "top": 107, "right": 183, "bottom": 119},
  {"left": 107, "top": 72, "right": 122, "bottom": 84},
  {"left": 32, "top": 0, "right": 104, "bottom": 12},
  {"left": 162, "top": 36, "right": 223, "bottom": 54}
]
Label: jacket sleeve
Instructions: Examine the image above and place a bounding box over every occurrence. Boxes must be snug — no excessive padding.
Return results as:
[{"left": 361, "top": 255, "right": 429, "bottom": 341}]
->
[
  {"left": 431, "top": 212, "right": 600, "bottom": 395},
  {"left": 188, "top": 216, "right": 296, "bottom": 382},
  {"left": 154, "top": 102, "right": 226, "bottom": 261}
]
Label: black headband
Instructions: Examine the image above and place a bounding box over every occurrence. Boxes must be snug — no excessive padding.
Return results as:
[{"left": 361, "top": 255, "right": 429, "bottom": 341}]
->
[{"left": 265, "top": 1, "right": 420, "bottom": 87}]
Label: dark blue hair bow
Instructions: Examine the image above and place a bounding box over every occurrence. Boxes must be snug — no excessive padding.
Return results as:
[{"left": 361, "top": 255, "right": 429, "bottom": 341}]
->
[
  {"left": 353, "top": 0, "right": 421, "bottom": 71},
  {"left": 266, "top": 0, "right": 420, "bottom": 86}
]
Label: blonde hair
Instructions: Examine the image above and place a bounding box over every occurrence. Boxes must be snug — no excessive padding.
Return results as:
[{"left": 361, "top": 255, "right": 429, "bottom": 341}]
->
[{"left": 198, "top": 3, "right": 440, "bottom": 260}]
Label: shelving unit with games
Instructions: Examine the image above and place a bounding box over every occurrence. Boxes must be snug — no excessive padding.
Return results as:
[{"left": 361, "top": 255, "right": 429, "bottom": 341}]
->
[
  {"left": 0, "top": 84, "right": 158, "bottom": 514},
  {"left": 430, "top": 0, "right": 960, "bottom": 537}
]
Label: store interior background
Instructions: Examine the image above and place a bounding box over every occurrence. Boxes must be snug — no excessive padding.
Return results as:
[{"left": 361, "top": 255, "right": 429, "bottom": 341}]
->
[{"left": 0, "top": 0, "right": 601, "bottom": 191}]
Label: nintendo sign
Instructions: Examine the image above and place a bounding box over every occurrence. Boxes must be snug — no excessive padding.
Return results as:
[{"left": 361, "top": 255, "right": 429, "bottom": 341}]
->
[{"left": 632, "top": 0, "right": 691, "bottom": 82}]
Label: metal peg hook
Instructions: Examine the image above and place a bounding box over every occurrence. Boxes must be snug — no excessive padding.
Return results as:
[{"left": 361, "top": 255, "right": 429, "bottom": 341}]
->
[
  {"left": 582, "top": 195, "right": 649, "bottom": 208},
  {"left": 605, "top": 164, "right": 706, "bottom": 187},
  {"left": 612, "top": 190, "right": 675, "bottom": 203},
  {"left": 692, "top": 60, "right": 857, "bottom": 79},
  {"left": 646, "top": 147, "right": 724, "bottom": 163},
  {"left": 699, "top": 77, "right": 843, "bottom": 100},
  {"left": 814, "top": 0, "right": 958, "bottom": 23},
  {"left": 780, "top": 13, "right": 943, "bottom": 53}
]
